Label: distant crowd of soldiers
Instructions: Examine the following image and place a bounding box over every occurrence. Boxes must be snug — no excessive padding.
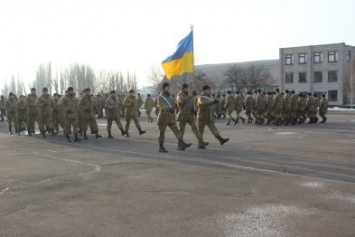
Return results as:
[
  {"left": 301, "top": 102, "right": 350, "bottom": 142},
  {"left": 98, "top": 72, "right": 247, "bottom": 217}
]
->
[
  {"left": 0, "top": 85, "right": 328, "bottom": 152},
  {"left": 209, "top": 88, "right": 329, "bottom": 126}
]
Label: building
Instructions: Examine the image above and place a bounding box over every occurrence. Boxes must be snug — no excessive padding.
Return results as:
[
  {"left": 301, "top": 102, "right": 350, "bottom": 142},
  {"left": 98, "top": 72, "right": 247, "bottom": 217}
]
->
[{"left": 280, "top": 43, "right": 355, "bottom": 105}]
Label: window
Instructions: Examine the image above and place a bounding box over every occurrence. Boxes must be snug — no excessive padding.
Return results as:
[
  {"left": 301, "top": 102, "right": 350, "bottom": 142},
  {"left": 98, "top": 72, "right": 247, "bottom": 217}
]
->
[
  {"left": 285, "top": 73, "right": 293, "bottom": 83},
  {"left": 328, "top": 51, "right": 338, "bottom": 62},
  {"left": 328, "top": 90, "right": 338, "bottom": 102},
  {"left": 299, "top": 53, "right": 307, "bottom": 64},
  {"left": 299, "top": 72, "right": 307, "bottom": 83},
  {"left": 314, "top": 52, "right": 322, "bottom": 63},
  {"left": 328, "top": 71, "right": 338, "bottom": 82},
  {"left": 347, "top": 50, "right": 351, "bottom": 62},
  {"left": 285, "top": 54, "right": 293, "bottom": 65},
  {"left": 314, "top": 71, "right": 323, "bottom": 83}
]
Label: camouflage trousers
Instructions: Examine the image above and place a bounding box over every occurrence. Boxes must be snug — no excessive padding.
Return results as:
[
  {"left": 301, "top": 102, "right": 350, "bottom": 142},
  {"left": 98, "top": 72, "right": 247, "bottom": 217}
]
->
[
  {"left": 64, "top": 117, "right": 79, "bottom": 136},
  {"left": 38, "top": 113, "right": 54, "bottom": 133},
  {"left": 197, "top": 120, "right": 220, "bottom": 140},
  {"left": 27, "top": 111, "right": 37, "bottom": 133},
  {"left": 82, "top": 116, "right": 99, "bottom": 134},
  {"left": 7, "top": 112, "right": 17, "bottom": 132},
  {"left": 53, "top": 112, "right": 61, "bottom": 132},
  {"left": 125, "top": 115, "right": 142, "bottom": 132},
  {"left": 226, "top": 110, "right": 236, "bottom": 123},
  {"left": 272, "top": 109, "right": 282, "bottom": 119},
  {"left": 146, "top": 109, "right": 153, "bottom": 122},
  {"left": 236, "top": 108, "right": 244, "bottom": 120},
  {"left": 17, "top": 113, "right": 27, "bottom": 133},
  {"left": 319, "top": 111, "right": 327, "bottom": 119},
  {"left": 107, "top": 116, "right": 124, "bottom": 132},
  {"left": 245, "top": 108, "right": 252, "bottom": 119},
  {"left": 158, "top": 121, "right": 181, "bottom": 144},
  {"left": 179, "top": 115, "right": 204, "bottom": 144}
]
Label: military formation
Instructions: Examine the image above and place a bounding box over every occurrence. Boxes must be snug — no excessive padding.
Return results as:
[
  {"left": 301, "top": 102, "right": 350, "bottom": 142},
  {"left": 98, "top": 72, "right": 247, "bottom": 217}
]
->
[{"left": 0, "top": 85, "right": 329, "bottom": 152}]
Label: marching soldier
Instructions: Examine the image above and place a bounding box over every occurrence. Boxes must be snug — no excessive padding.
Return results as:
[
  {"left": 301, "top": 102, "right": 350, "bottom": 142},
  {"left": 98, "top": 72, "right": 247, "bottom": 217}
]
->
[
  {"left": 197, "top": 85, "right": 229, "bottom": 146},
  {"left": 245, "top": 92, "right": 254, "bottom": 123},
  {"left": 105, "top": 90, "right": 126, "bottom": 138},
  {"left": 78, "top": 88, "right": 102, "bottom": 139},
  {"left": 25, "top": 88, "right": 38, "bottom": 136},
  {"left": 6, "top": 92, "right": 17, "bottom": 134},
  {"left": 265, "top": 92, "right": 274, "bottom": 124},
  {"left": 224, "top": 91, "right": 237, "bottom": 125},
  {"left": 283, "top": 89, "right": 291, "bottom": 125},
  {"left": 319, "top": 94, "right": 328, "bottom": 123},
  {"left": 53, "top": 93, "right": 61, "bottom": 134},
  {"left": 156, "top": 82, "right": 191, "bottom": 153},
  {"left": 36, "top": 87, "right": 56, "bottom": 138},
  {"left": 144, "top": 94, "right": 154, "bottom": 123},
  {"left": 0, "top": 95, "right": 6, "bottom": 121},
  {"left": 235, "top": 91, "right": 245, "bottom": 124},
  {"left": 123, "top": 90, "right": 145, "bottom": 137},
  {"left": 272, "top": 88, "right": 283, "bottom": 126},
  {"left": 61, "top": 87, "right": 81, "bottom": 142},
  {"left": 16, "top": 95, "right": 27, "bottom": 135},
  {"left": 177, "top": 83, "right": 207, "bottom": 149},
  {"left": 290, "top": 90, "right": 299, "bottom": 125},
  {"left": 136, "top": 93, "right": 143, "bottom": 117}
]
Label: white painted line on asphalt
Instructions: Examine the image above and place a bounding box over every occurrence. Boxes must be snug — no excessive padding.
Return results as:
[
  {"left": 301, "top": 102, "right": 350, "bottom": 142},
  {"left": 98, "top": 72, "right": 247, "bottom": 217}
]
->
[
  {"left": 0, "top": 187, "right": 10, "bottom": 195},
  {"left": 335, "top": 139, "right": 355, "bottom": 144},
  {"left": 299, "top": 182, "right": 324, "bottom": 188},
  {"left": 274, "top": 132, "right": 299, "bottom": 135},
  {"left": 47, "top": 149, "right": 76, "bottom": 153}
]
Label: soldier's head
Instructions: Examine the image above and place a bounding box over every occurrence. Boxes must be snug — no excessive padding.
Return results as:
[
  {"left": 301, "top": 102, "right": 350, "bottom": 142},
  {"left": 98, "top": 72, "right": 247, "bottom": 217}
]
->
[
  {"left": 322, "top": 94, "right": 326, "bottom": 98},
  {"left": 192, "top": 91, "right": 197, "bottom": 96},
  {"left": 182, "top": 83, "right": 188, "bottom": 93},
  {"left": 137, "top": 93, "right": 140, "bottom": 96},
  {"left": 257, "top": 89, "right": 261, "bottom": 94},
  {"left": 129, "top": 89, "right": 135, "bottom": 96},
  {"left": 31, "top": 88, "right": 37, "bottom": 95},
  {"left": 9, "top": 92, "right": 15, "bottom": 99},
  {"left": 53, "top": 93, "right": 58, "bottom": 100},
  {"left": 247, "top": 91, "right": 251, "bottom": 95},
  {"left": 162, "top": 82, "right": 170, "bottom": 93},
  {"left": 110, "top": 90, "right": 116, "bottom": 97},
  {"left": 236, "top": 91, "right": 240, "bottom": 95},
  {"left": 202, "top": 85, "right": 211, "bottom": 95},
  {"left": 227, "top": 91, "right": 231, "bottom": 95},
  {"left": 285, "top": 89, "right": 289, "bottom": 94},
  {"left": 67, "top": 87, "right": 74, "bottom": 95},
  {"left": 43, "top": 87, "right": 48, "bottom": 95},
  {"left": 275, "top": 88, "right": 280, "bottom": 93},
  {"left": 147, "top": 94, "right": 151, "bottom": 97},
  {"left": 84, "top": 88, "right": 91, "bottom": 96},
  {"left": 291, "top": 90, "right": 295, "bottom": 94},
  {"left": 19, "top": 95, "right": 25, "bottom": 101},
  {"left": 313, "top": 93, "right": 317, "bottom": 97},
  {"left": 308, "top": 92, "right": 312, "bottom": 96}
]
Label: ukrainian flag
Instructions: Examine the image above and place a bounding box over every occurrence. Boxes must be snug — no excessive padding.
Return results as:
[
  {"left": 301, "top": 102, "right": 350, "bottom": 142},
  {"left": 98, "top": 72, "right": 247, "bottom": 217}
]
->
[{"left": 162, "top": 31, "right": 194, "bottom": 80}]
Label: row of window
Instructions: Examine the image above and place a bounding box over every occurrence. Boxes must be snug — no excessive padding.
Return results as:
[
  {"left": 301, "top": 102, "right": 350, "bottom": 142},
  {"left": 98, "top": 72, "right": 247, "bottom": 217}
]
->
[
  {"left": 285, "top": 50, "right": 351, "bottom": 65},
  {"left": 285, "top": 71, "right": 338, "bottom": 84}
]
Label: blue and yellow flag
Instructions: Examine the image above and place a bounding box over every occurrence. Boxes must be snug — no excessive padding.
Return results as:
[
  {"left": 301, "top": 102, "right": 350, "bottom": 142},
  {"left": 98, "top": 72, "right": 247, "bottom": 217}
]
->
[{"left": 162, "top": 31, "right": 194, "bottom": 80}]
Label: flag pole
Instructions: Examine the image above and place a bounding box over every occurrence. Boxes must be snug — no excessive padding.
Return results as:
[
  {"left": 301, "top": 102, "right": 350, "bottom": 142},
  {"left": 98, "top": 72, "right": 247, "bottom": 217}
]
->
[{"left": 190, "top": 24, "right": 195, "bottom": 91}]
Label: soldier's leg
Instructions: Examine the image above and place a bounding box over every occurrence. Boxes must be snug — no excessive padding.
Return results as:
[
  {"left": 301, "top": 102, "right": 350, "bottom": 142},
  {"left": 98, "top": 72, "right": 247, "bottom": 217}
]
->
[
  {"left": 167, "top": 122, "right": 182, "bottom": 140},
  {"left": 187, "top": 119, "right": 204, "bottom": 145},
  {"left": 64, "top": 118, "right": 71, "bottom": 136},
  {"left": 197, "top": 121, "right": 206, "bottom": 142},
  {"left": 113, "top": 117, "right": 126, "bottom": 135},
  {"left": 179, "top": 120, "right": 187, "bottom": 137},
  {"left": 132, "top": 116, "right": 145, "bottom": 135},
  {"left": 158, "top": 124, "right": 168, "bottom": 144},
  {"left": 107, "top": 117, "right": 113, "bottom": 132},
  {"left": 125, "top": 117, "right": 131, "bottom": 132}
]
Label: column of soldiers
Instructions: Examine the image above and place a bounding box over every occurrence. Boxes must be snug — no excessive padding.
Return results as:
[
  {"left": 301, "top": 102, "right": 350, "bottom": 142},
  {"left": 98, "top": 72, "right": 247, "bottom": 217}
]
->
[
  {"left": 1, "top": 85, "right": 328, "bottom": 152},
  {"left": 208, "top": 88, "right": 328, "bottom": 126}
]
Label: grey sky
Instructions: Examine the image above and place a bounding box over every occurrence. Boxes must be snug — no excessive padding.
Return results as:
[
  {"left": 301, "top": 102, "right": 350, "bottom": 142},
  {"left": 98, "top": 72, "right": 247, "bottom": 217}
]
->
[{"left": 0, "top": 0, "right": 354, "bottom": 90}]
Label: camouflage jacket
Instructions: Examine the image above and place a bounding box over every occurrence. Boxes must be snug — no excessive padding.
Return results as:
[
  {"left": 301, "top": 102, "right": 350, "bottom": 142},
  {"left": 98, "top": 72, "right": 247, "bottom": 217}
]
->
[
  {"left": 176, "top": 91, "right": 194, "bottom": 122},
  {"left": 319, "top": 98, "right": 328, "bottom": 113},
  {"left": 25, "top": 93, "right": 38, "bottom": 113},
  {"left": 16, "top": 101, "right": 27, "bottom": 116},
  {"left": 36, "top": 94, "right": 54, "bottom": 115},
  {"left": 224, "top": 94, "right": 236, "bottom": 113},
  {"left": 156, "top": 92, "right": 176, "bottom": 125},
  {"left": 144, "top": 97, "right": 154, "bottom": 112},
  {"left": 283, "top": 93, "right": 291, "bottom": 111},
  {"left": 61, "top": 94, "right": 78, "bottom": 119},
  {"left": 123, "top": 95, "right": 137, "bottom": 117},
  {"left": 79, "top": 95, "right": 97, "bottom": 119},
  {"left": 235, "top": 94, "right": 244, "bottom": 112},
  {"left": 105, "top": 96, "right": 119, "bottom": 118},
  {"left": 245, "top": 95, "right": 254, "bottom": 111},
  {"left": 197, "top": 93, "right": 215, "bottom": 122},
  {"left": 273, "top": 93, "right": 283, "bottom": 111},
  {"left": 6, "top": 99, "right": 17, "bottom": 115}
]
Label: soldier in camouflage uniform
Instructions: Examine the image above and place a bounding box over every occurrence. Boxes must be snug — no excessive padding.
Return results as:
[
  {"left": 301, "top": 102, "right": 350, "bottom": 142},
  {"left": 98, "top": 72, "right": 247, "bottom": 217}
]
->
[
  {"left": 52, "top": 93, "right": 61, "bottom": 134},
  {"left": 290, "top": 90, "right": 299, "bottom": 125},
  {"left": 156, "top": 82, "right": 191, "bottom": 153},
  {"left": 283, "top": 90, "right": 291, "bottom": 125},
  {"left": 136, "top": 93, "right": 143, "bottom": 117},
  {"left": 319, "top": 94, "right": 328, "bottom": 123},
  {"left": 123, "top": 90, "right": 145, "bottom": 137},
  {"left": 177, "top": 83, "right": 207, "bottom": 149},
  {"left": 224, "top": 91, "right": 237, "bottom": 125},
  {"left": 25, "top": 88, "right": 38, "bottom": 136},
  {"left": 16, "top": 95, "right": 27, "bottom": 135},
  {"left": 105, "top": 90, "right": 126, "bottom": 138},
  {"left": 197, "top": 85, "right": 229, "bottom": 146},
  {"left": 235, "top": 91, "right": 245, "bottom": 124},
  {"left": 96, "top": 95, "right": 104, "bottom": 118},
  {"left": 272, "top": 88, "right": 283, "bottom": 126},
  {"left": 265, "top": 92, "right": 274, "bottom": 124},
  {"left": 78, "top": 88, "right": 102, "bottom": 139},
  {"left": 35, "top": 87, "right": 56, "bottom": 138},
  {"left": 144, "top": 94, "right": 154, "bottom": 123},
  {"left": 6, "top": 93, "right": 17, "bottom": 134},
  {"left": 0, "top": 95, "right": 6, "bottom": 121},
  {"left": 254, "top": 90, "right": 266, "bottom": 125},
  {"left": 245, "top": 91, "right": 254, "bottom": 123},
  {"left": 297, "top": 93, "right": 305, "bottom": 124},
  {"left": 61, "top": 87, "right": 81, "bottom": 142},
  {"left": 305, "top": 92, "right": 318, "bottom": 124}
]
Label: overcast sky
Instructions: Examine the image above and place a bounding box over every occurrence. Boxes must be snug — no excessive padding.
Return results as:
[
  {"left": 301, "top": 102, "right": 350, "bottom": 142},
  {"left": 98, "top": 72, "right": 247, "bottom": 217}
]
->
[{"left": 0, "top": 0, "right": 354, "bottom": 91}]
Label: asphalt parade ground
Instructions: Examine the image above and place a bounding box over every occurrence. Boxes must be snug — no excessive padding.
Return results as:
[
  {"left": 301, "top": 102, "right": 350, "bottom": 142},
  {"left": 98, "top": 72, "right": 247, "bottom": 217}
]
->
[{"left": 1, "top": 110, "right": 355, "bottom": 237}]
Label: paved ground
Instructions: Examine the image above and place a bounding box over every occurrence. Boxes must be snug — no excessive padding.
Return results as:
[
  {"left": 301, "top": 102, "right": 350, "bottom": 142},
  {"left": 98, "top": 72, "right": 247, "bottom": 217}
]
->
[{"left": 1, "top": 111, "right": 355, "bottom": 237}]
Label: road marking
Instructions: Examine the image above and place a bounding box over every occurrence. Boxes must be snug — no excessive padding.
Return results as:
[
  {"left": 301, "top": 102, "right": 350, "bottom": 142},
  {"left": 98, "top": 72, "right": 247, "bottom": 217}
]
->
[
  {"left": 299, "top": 182, "right": 323, "bottom": 188},
  {"left": 47, "top": 149, "right": 76, "bottom": 153},
  {"left": 274, "top": 132, "right": 298, "bottom": 135},
  {"left": 335, "top": 139, "right": 355, "bottom": 144}
]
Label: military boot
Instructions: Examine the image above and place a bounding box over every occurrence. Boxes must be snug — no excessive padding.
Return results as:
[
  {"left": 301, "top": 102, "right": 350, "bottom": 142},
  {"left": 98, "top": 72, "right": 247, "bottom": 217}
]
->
[
  {"left": 177, "top": 139, "right": 191, "bottom": 151},
  {"left": 321, "top": 117, "right": 327, "bottom": 123},
  {"left": 120, "top": 128, "right": 126, "bottom": 136},
  {"left": 41, "top": 131, "right": 46, "bottom": 138},
  {"left": 159, "top": 143, "right": 168, "bottom": 153},
  {"left": 198, "top": 143, "right": 206, "bottom": 149},
  {"left": 51, "top": 128, "right": 57, "bottom": 136},
  {"left": 74, "top": 134, "right": 81, "bottom": 142},
  {"left": 95, "top": 132, "right": 102, "bottom": 138},
  {"left": 139, "top": 129, "right": 146, "bottom": 135},
  {"left": 241, "top": 117, "right": 245, "bottom": 124},
  {"left": 226, "top": 121, "right": 230, "bottom": 125},
  {"left": 216, "top": 135, "right": 229, "bottom": 145},
  {"left": 125, "top": 131, "right": 129, "bottom": 137},
  {"left": 83, "top": 132, "right": 88, "bottom": 140},
  {"left": 314, "top": 117, "right": 319, "bottom": 123},
  {"left": 284, "top": 118, "right": 289, "bottom": 126},
  {"left": 234, "top": 119, "right": 238, "bottom": 126},
  {"left": 108, "top": 131, "right": 114, "bottom": 139},
  {"left": 66, "top": 135, "right": 71, "bottom": 142},
  {"left": 9, "top": 128, "right": 12, "bottom": 134}
]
